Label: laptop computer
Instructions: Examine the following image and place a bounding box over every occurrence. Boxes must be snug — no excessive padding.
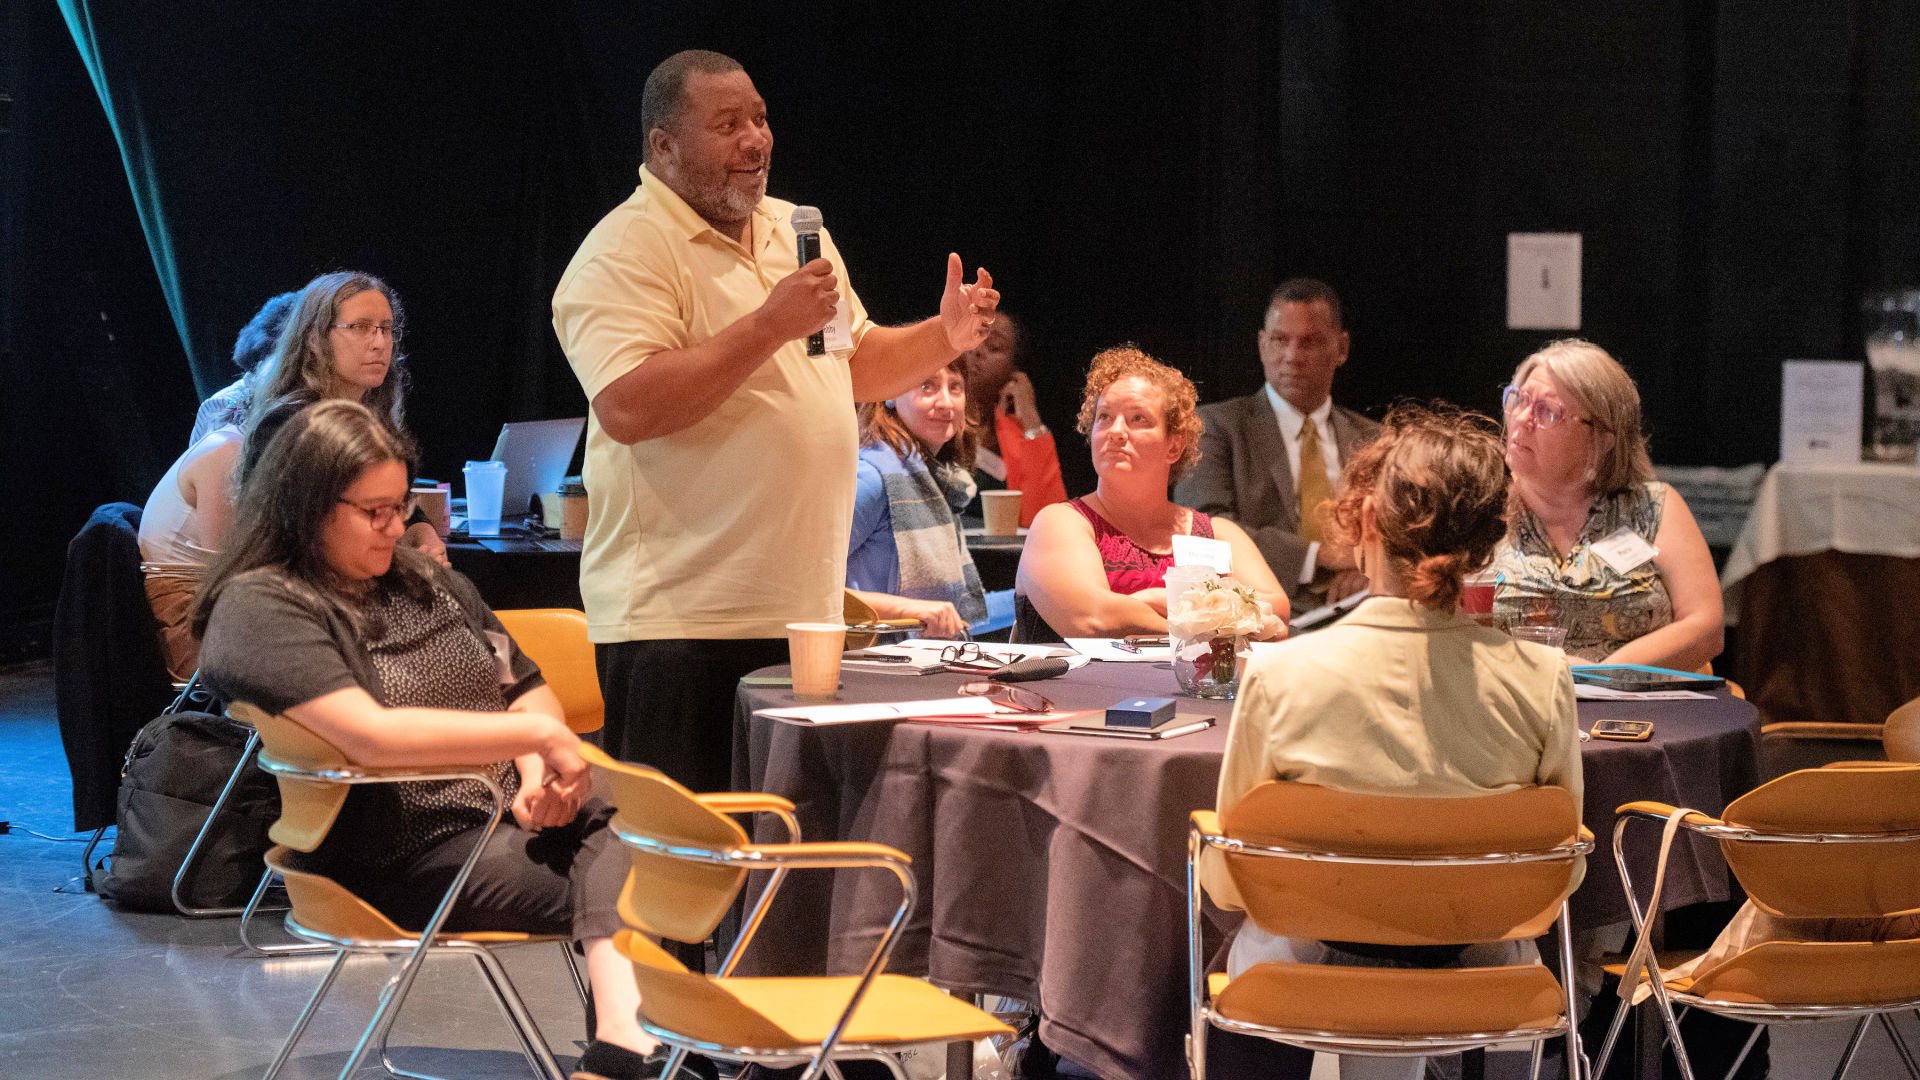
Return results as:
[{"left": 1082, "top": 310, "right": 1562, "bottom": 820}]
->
[{"left": 488, "top": 418, "right": 586, "bottom": 517}]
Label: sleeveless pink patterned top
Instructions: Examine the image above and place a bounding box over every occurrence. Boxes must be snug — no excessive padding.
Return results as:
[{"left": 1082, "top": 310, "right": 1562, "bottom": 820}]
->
[{"left": 1068, "top": 497, "right": 1214, "bottom": 596}]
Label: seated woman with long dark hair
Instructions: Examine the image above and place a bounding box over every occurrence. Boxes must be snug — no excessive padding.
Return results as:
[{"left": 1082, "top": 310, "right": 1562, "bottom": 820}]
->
[{"left": 194, "top": 399, "right": 708, "bottom": 1080}]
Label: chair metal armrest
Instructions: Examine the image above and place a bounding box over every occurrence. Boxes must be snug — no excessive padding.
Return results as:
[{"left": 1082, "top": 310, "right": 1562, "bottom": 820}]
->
[
  {"left": 696, "top": 792, "right": 798, "bottom": 815},
  {"left": 1616, "top": 801, "right": 1723, "bottom": 828},
  {"left": 735, "top": 841, "right": 911, "bottom": 868}
]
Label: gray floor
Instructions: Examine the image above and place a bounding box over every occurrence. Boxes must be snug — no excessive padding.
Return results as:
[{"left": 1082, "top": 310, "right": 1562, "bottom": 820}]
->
[
  {"left": 2, "top": 658, "right": 1916, "bottom": 1080},
  {"left": 0, "top": 660, "right": 589, "bottom": 1080}
]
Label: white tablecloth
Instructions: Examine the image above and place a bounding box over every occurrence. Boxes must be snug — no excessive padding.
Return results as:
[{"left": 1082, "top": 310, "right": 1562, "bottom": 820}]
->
[{"left": 1720, "top": 461, "right": 1920, "bottom": 622}]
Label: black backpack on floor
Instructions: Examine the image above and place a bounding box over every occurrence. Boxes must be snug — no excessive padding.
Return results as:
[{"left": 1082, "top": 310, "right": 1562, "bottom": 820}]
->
[{"left": 96, "top": 710, "right": 281, "bottom": 911}]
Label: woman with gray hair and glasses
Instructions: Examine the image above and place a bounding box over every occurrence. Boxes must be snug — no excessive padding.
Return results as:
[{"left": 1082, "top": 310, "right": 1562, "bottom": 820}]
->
[{"left": 1492, "top": 339, "right": 1722, "bottom": 669}]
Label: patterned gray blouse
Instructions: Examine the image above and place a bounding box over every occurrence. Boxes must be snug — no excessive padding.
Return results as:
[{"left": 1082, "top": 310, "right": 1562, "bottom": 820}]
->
[{"left": 1491, "top": 481, "right": 1673, "bottom": 662}]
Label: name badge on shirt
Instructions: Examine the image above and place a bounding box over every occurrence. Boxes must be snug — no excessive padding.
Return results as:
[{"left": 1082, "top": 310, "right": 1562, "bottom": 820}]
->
[
  {"left": 820, "top": 297, "right": 855, "bottom": 354},
  {"left": 1590, "top": 527, "right": 1658, "bottom": 575},
  {"left": 1172, "top": 534, "right": 1234, "bottom": 574}
]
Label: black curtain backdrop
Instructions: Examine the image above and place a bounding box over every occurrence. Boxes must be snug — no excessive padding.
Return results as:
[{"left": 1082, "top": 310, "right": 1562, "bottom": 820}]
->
[{"left": 6, "top": 1, "right": 1918, "bottom": 646}]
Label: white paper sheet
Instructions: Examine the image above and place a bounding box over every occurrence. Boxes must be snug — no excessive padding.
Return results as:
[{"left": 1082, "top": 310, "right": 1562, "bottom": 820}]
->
[
  {"left": 1573, "top": 684, "right": 1714, "bottom": 701},
  {"left": 1780, "top": 360, "right": 1864, "bottom": 464},
  {"left": 758, "top": 697, "right": 1006, "bottom": 724}
]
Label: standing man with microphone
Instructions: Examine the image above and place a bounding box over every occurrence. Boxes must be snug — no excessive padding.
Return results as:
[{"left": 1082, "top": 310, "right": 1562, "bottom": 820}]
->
[{"left": 552, "top": 50, "right": 999, "bottom": 802}]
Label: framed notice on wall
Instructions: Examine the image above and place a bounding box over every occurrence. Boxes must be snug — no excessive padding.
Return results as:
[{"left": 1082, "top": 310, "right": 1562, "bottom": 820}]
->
[{"left": 1779, "top": 360, "right": 1863, "bottom": 463}]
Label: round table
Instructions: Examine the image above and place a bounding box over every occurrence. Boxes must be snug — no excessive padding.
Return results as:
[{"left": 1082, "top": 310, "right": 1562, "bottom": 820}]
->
[{"left": 730, "top": 660, "right": 1760, "bottom": 1080}]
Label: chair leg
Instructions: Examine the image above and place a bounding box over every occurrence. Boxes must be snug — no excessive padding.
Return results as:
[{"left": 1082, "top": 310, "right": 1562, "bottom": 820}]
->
[
  {"left": 470, "top": 946, "right": 566, "bottom": 1080},
  {"left": 80, "top": 825, "right": 109, "bottom": 891},
  {"left": 173, "top": 730, "right": 259, "bottom": 918},
  {"left": 1716, "top": 1023, "right": 1764, "bottom": 1080},
  {"left": 1880, "top": 1011, "right": 1920, "bottom": 1080},
  {"left": 237, "top": 867, "right": 328, "bottom": 956},
  {"left": 561, "top": 940, "right": 589, "bottom": 1009},
  {"left": 1830, "top": 1015, "right": 1872, "bottom": 1080},
  {"left": 261, "top": 949, "right": 348, "bottom": 1080},
  {"left": 1646, "top": 985, "right": 1697, "bottom": 1080},
  {"left": 1527, "top": 1038, "right": 1544, "bottom": 1080}
]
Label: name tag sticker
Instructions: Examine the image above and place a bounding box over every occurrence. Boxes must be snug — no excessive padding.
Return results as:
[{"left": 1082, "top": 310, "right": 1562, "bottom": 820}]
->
[
  {"left": 1172, "top": 534, "right": 1233, "bottom": 574},
  {"left": 821, "top": 297, "right": 855, "bottom": 354},
  {"left": 1590, "top": 527, "right": 1658, "bottom": 575},
  {"left": 483, "top": 629, "right": 517, "bottom": 685}
]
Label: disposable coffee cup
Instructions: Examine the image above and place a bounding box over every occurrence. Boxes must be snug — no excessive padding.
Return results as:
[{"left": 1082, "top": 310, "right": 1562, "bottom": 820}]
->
[
  {"left": 411, "top": 483, "right": 451, "bottom": 538},
  {"left": 982, "top": 490, "right": 1023, "bottom": 535},
  {"left": 787, "top": 622, "right": 849, "bottom": 701},
  {"left": 539, "top": 490, "right": 589, "bottom": 540},
  {"left": 1163, "top": 564, "right": 1215, "bottom": 616},
  {"left": 463, "top": 460, "right": 507, "bottom": 537}
]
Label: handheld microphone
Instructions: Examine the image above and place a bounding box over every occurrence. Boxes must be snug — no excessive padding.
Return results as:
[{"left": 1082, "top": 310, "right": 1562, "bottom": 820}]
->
[{"left": 792, "top": 206, "right": 825, "bottom": 356}]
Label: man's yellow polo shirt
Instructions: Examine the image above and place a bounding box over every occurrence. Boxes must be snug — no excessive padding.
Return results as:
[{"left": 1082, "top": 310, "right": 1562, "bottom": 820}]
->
[{"left": 552, "top": 166, "right": 873, "bottom": 642}]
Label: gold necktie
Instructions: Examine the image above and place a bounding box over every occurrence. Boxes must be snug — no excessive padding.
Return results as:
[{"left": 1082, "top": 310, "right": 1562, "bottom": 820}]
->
[{"left": 1298, "top": 419, "right": 1331, "bottom": 545}]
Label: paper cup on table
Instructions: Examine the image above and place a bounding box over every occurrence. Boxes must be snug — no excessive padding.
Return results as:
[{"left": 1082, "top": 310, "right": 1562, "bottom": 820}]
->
[
  {"left": 411, "top": 483, "right": 451, "bottom": 538},
  {"left": 982, "top": 489, "right": 1023, "bottom": 535},
  {"left": 463, "top": 460, "right": 507, "bottom": 536},
  {"left": 787, "top": 622, "right": 850, "bottom": 701}
]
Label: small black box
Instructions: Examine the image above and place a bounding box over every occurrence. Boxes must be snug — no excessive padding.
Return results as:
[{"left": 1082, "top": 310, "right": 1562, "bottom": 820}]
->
[{"left": 1106, "top": 696, "right": 1177, "bottom": 728}]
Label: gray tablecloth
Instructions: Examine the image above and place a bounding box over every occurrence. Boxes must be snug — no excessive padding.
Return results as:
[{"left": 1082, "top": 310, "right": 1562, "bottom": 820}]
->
[{"left": 730, "top": 662, "right": 1760, "bottom": 1080}]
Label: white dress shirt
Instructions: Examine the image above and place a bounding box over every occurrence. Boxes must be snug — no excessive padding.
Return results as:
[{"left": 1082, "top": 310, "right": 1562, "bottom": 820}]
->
[{"left": 1264, "top": 384, "right": 1342, "bottom": 583}]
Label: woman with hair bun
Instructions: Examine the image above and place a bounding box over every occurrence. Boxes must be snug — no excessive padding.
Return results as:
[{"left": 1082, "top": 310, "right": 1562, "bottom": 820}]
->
[{"left": 1200, "top": 404, "right": 1583, "bottom": 1080}]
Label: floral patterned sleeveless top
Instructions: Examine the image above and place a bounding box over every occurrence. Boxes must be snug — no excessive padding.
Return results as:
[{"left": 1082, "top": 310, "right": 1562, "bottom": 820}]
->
[
  {"left": 1491, "top": 481, "right": 1673, "bottom": 662},
  {"left": 1067, "top": 497, "right": 1214, "bottom": 595}
]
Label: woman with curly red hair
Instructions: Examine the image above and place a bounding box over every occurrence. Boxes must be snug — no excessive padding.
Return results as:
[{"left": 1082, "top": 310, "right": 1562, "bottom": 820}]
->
[{"left": 1014, "top": 346, "right": 1287, "bottom": 640}]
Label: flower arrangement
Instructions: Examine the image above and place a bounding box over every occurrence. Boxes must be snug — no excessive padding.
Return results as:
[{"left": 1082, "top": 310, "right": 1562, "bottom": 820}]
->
[{"left": 1167, "top": 575, "right": 1282, "bottom": 698}]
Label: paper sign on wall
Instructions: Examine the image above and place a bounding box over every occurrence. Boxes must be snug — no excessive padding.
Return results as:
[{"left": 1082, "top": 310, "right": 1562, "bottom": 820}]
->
[
  {"left": 1507, "top": 233, "right": 1582, "bottom": 330},
  {"left": 1780, "top": 360, "right": 1863, "bottom": 464}
]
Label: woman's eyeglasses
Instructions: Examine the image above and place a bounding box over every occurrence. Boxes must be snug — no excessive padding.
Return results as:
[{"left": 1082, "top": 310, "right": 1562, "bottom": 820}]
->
[
  {"left": 332, "top": 320, "right": 397, "bottom": 339},
  {"left": 940, "top": 642, "right": 1014, "bottom": 672},
  {"left": 959, "top": 681, "right": 1054, "bottom": 713},
  {"left": 337, "top": 496, "right": 417, "bottom": 530},
  {"left": 1500, "top": 385, "right": 1592, "bottom": 431}
]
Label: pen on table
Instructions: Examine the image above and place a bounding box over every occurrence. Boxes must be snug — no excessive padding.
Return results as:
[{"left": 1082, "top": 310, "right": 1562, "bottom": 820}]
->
[{"left": 1112, "top": 639, "right": 1139, "bottom": 653}]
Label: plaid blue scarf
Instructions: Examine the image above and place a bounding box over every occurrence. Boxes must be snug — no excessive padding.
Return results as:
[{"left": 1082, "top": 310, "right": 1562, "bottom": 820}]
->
[{"left": 859, "top": 442, "right": 987, "bottom": 625}]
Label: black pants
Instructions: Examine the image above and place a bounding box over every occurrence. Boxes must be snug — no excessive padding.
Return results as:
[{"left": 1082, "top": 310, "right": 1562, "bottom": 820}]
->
[
  {"left": 596, "top": 637, "right": 789, "bottom": 793},
  {"left": 337, "top": 800, "right": 628, "bottom": 945}
]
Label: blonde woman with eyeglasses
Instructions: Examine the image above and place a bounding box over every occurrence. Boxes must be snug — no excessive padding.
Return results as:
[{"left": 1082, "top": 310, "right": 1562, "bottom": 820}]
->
[{"left": 1492, "top": 339, "right": 1722, "bottom": 668}]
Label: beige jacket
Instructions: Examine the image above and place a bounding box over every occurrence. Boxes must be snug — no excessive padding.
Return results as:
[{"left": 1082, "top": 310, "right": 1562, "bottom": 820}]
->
[{"left": 1203, "top": 596, "right": 1584, "bottom": 910}]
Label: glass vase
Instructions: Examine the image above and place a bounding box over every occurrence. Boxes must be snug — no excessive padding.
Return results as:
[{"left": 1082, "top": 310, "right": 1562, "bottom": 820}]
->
[{"left": 1173, "top": 630, "right": 1247, "bottom": 699}]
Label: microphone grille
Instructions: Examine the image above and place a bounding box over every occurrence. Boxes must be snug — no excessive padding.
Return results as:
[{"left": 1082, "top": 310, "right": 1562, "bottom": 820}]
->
[{"left": 791, "top": 206, "right": 823, "bottom": 233}]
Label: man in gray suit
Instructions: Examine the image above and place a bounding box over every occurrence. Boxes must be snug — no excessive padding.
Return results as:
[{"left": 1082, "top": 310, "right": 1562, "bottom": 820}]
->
[{"left": 1175, "top": 278, "right": 1380, "bottom": 608}]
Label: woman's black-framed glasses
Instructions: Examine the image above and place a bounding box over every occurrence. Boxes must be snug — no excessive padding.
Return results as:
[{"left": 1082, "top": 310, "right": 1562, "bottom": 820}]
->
[
  {"left": 337, "top": 495, "right": 417, "bottom": 530},
  {"left": 959, "top": 681, "right": 1054, "bottom": 714},
  {"left": 940, "top": 642, "right": 1012, "bottom": 672}
]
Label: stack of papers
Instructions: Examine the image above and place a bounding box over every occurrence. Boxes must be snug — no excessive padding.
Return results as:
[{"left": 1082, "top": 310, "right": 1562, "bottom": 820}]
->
[
  {"left": 759, "top": 698, "right": 1007, "bottom": 725},
  {"left": 1573, "top": 684, "right": 1714, "bottom": 701}
]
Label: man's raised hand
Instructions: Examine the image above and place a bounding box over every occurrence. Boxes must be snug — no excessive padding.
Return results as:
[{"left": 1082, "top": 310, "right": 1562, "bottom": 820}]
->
[{"left": 939, "top": 252, "right": 999, "bottom": 352}]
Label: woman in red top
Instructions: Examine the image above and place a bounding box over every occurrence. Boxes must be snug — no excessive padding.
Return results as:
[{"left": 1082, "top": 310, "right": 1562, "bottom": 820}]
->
[{"left": 1015, "top": 346, "right": 1288, "bottom": 639}]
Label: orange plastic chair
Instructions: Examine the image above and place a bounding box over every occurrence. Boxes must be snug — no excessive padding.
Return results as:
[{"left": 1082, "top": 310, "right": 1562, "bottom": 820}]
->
[
  {"left": 582, "top": 743, "right": 1011, "bottom": 1080},
  {"left": 1598, "top": 763, "right": 1920, "bottom": 1080},
  {"left": 1186, "top": 782, "right": 1592, "bottom": 1079},
  {"left": 494, "top": 608, "right": 603, "bottom": 734},
  {"left": 236, "top": 701, "right": 585, "bottom": 1080}
]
